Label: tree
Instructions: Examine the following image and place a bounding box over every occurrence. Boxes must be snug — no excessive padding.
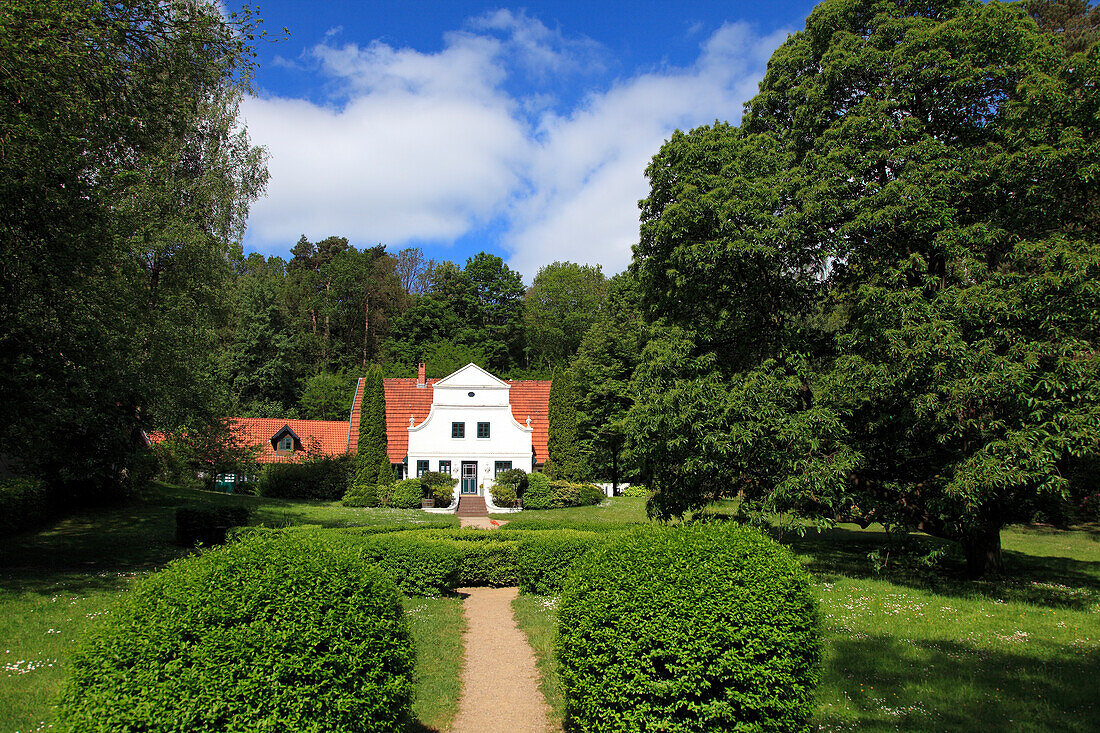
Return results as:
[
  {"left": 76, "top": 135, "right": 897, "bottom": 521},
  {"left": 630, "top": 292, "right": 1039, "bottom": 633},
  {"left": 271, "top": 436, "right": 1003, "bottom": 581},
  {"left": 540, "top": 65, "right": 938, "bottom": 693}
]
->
[
  {"left": 525, "top": 262, "right": 608, "bottom": 370},
  {"left": 0, "top": 0, "right": 269, "bottom": 499},
  {"left": 299, "top": 372, "right": 356, "bottom": 421},
  {"left": 393, "top": 247, "right": 436, "bottom": 298},
  {"left": 546, "top": 368, "right": 586, "bottom": 481},
  {"left": 1026, "top": 0, "right": 1100, "bottom": 54},
  {"left": 572, "top": 273, "right": 647, "bottom": 491},
  {"left": 355, "top": 366, "right": 388, "bottom": 483},
  {"left": 630, "top": 0, "right": 1100, "bottom": 577},
  {"left": 386, "top": 253, "right": 526, "bottom": 373},
  {"left": 422, "top": 340, "right": 489, "bottom": 378}
]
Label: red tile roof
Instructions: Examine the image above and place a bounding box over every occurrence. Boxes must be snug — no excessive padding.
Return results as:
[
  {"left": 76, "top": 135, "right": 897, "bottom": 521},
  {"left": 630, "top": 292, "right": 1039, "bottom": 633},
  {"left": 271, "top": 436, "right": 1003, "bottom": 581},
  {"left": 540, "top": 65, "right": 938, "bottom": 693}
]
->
[
  {"left": 229, "top": 418, "right": 350, "bottom": 464},
  {"left": 370, "top": 377, "right": 552, "bottom": 464}
]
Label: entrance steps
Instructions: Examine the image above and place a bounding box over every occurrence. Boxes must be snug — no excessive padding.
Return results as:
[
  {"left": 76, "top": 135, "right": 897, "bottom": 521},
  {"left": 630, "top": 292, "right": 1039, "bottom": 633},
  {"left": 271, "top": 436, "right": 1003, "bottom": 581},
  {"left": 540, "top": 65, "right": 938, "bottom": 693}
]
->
[{"left": 456, "top": 496, "right": 488, "bottom": 518}]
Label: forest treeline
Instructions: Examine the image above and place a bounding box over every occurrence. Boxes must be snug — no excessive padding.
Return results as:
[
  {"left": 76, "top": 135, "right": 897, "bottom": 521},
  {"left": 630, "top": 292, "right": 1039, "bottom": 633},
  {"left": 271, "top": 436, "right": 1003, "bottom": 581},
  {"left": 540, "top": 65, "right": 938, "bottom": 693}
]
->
[{"left": 225, "top": 239, "right": 646, "bottom": 485}]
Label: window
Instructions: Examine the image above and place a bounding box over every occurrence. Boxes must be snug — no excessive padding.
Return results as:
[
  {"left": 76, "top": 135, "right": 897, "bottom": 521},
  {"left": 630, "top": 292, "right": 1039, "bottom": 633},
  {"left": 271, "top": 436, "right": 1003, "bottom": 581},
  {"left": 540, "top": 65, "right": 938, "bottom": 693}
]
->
[
  {"left": 477, "top": 422, "right": 490, "bottom": 439},
  {"left": 278, "top": 435, "right": 293, "bottom": 451},
  {"left": 451, "top": 422, "right": 465, "bottom": 438},
  {"left": 439, "top": 460, "right": 451, "bottom": 475},
  {"left": 416, "top": 460, "right": 429, "bottom": 477},
  {"left": 494, "top": 461, "right": 512, "bottom": 476}
]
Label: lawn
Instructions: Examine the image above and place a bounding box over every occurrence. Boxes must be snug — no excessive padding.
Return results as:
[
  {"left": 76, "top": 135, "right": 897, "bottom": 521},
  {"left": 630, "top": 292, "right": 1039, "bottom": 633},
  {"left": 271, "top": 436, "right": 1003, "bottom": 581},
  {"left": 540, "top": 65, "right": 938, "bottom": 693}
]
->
[
  {"left": 4, "top": 488, "right": 1098, "bottom": 732},
  {"left": 509, "top": 506, "right": 1100, "bottom": 732},
  {"left": 0, "top": 483, "right": 460, "bottom": 733}
]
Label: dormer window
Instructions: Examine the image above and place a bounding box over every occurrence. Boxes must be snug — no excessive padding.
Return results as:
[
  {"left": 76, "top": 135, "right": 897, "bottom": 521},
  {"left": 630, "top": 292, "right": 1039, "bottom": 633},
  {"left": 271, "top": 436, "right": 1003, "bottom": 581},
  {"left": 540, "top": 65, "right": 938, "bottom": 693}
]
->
[{"left": 271, "top": 425, "right": 300, "bottom": 455}]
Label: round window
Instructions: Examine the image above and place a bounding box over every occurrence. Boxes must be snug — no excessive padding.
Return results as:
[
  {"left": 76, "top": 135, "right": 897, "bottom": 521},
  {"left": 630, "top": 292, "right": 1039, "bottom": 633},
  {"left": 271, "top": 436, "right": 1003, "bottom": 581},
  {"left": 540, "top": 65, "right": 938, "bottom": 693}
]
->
[{"left": 468, "top": 391, "right": 475, "bottom": 397}]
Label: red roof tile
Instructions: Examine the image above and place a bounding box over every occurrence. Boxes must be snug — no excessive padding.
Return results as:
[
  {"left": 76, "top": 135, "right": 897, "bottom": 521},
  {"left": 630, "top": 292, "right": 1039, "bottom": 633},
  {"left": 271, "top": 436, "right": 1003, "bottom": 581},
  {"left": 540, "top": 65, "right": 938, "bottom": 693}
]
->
[
  {"left": 367, "top": 377, "right": 552, "bottom": 464},
  {"left": 230, "top": 418, "right": 350, "bottom": 464}
]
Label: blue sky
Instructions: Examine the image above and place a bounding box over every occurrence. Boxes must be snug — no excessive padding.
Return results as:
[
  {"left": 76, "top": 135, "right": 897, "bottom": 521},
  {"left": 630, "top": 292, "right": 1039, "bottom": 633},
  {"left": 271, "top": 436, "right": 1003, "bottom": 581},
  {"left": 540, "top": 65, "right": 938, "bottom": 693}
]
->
[{"left": 241, "top": 1, "right": 817, "bottom": 280}]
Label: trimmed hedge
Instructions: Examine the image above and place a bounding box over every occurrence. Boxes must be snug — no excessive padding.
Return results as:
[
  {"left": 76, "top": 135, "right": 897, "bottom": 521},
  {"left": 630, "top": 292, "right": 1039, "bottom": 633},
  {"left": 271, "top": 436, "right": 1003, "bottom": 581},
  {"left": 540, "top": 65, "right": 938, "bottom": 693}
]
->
[
  {"left": 521, "top": 475, "right": 603, "bottom": 509},
  {"left": 174, "top": 506, "right": 252, "bottom": 546},
  {"left": 557, "top": 524, "right": 821, "bottom": 732},
  {"left": 60, "top": 530, "right": 414, "bottom": 732},
  {"left": 0, "top": 476, "right": 50, "bottom": 536},
  {"left": 515, "top": 530, "right": 599, "bottom": 595},
  {"left": 258, "top": 455, "right": 353, "bottom": 500},
  {"left": 344, "top": 528, "right": 604, "bottom": 596}
]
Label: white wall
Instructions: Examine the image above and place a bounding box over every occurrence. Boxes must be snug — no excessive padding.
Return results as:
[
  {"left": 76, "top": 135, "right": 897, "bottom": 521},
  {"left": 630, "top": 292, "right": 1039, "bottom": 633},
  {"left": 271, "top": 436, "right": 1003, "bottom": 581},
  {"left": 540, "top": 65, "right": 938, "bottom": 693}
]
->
[{"left": 406, "top": 364, "right": 534, "bottom": 495}]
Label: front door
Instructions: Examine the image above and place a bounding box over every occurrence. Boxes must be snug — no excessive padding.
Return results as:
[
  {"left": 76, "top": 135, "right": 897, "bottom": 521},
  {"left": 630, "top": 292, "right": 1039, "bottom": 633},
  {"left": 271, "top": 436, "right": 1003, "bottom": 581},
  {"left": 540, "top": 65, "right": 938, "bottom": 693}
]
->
[{"left": 461, "top": 462, "right": 478, "bottom": 494}]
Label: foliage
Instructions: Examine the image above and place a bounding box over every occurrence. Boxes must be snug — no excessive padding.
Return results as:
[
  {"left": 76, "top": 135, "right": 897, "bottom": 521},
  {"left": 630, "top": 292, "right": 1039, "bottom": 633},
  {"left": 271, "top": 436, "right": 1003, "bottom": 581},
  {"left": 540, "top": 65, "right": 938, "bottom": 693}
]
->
[
  {"left": 376, "top": 454, "right": 397, "bottom": 487},
  {"left": 174, "top": 506, "right": 251, "bottom": 547},
  {"left": 547, "top": 369, "right": 586, "bottom": 481},
  {"left": 351, "top": 531, "right": 465, "bottom": 596},
  {"left": 515, "top": 530, "right": 601, "bottom": 595},
  {"left": 571, "top": 272, "right": 646, "bottom": 489},
  {"left": 58, "top": 530, "right": 414, "bottom": 732},
  {"left": 524, "top": 473, "right": 553, "bottom": 510},
  {"left": 298, "top": 371, "right": 356, "bottom": 420},
  {"left": 490, "top": 481, "right": 518, "bottom": 508},
  {"left": 1026, "top": 0, "right": 1100, "bottom": 54},
  {"left": 177, "top": 419, "right": 262, "bottom": 491},
  {"left": 419, "top": 471, "right": 457, "bottom": 505},
  {"left": 525, "top": 262, "right": 607, "bottom": 369},
  {"left": 386, "top": 478, "right": 424, "bottom": 509},
  {"left": 629, "top": 0, "right": 1100, "bottom": 576},
  {"left": 620, "top": 485, "right": 649, "bottom": 498},
  {"left": 422, "top": 339, "right": 489, "bottom": 378},
  {"left": 258, "top": 455, "right": 353, "bottom": 500},
  {"left": 549, "top": 481, "right": 604, "bottom": 509},
  {"left": 496, "top": 468, "right": 529, "bottom": 496},
  {"left": 0, "top": 477, "right": 49, "bottom": 537},
  {"left": 557, "top": 524, "right": 820, "bottom": 732},
  {"left": 356, "top": 366, "right": 387, "bottom": 476},
  {"left": 387, "top": 253, "right": 526, "bottom": 373},
  {"left": 0, "top": 0, "right": 269, "bottom": 502},
  {"left": 341, "top": 482, "right": 379, "bottom": 508}
]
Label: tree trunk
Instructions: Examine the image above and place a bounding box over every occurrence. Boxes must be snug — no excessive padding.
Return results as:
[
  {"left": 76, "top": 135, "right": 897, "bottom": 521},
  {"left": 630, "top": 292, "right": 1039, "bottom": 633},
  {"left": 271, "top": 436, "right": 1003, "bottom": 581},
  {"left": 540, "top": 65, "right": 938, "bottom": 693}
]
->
[{"left": 961, "top": 526, "right": 1004, "bottom": 578}]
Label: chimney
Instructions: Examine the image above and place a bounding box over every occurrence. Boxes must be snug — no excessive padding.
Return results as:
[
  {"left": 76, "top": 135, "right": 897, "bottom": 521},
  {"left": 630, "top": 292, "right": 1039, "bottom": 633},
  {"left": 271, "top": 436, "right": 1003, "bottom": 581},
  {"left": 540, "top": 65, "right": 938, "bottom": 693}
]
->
[{"left": 417, "top": 363, "right": 426, "bottom": 387}]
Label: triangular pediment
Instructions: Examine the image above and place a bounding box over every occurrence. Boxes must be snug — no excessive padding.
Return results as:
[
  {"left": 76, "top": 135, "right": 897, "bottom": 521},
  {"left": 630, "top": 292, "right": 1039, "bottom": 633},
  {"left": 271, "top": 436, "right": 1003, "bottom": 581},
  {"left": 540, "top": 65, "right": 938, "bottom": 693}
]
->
[{"left": 433, "top": 363, "right": 509, "bottom": 389}]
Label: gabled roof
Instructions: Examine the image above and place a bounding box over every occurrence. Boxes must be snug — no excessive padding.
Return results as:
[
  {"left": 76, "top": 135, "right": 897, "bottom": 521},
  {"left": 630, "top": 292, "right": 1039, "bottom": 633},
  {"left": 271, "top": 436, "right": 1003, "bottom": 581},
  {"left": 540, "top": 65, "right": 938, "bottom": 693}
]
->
[
  {"left": 372, "top": 376, "right": 552, "bottom": 464},
  {"left": 433, "top": 363, "right": 510, "bottom": 389},
  {"left": 146, "top": 418, "right": 350, "bottom": 465},
  {"left": 231, "top": 418, "right": 349, "bottom": 464}
]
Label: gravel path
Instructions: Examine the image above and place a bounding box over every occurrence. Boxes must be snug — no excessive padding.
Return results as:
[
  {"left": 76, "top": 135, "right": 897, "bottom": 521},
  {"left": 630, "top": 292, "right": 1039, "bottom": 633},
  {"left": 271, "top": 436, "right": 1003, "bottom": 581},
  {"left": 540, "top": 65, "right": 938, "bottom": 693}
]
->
[{"left": 450, "top": 587, "right": 555, "bottom": 733}]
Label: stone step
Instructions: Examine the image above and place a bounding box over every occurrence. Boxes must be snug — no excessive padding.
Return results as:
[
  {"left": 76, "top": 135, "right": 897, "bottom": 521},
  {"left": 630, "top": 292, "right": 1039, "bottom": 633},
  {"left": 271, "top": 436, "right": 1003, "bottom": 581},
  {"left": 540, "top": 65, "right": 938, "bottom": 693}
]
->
[{"left": 456, "top": 496, "right": 488, "bottom": 517}]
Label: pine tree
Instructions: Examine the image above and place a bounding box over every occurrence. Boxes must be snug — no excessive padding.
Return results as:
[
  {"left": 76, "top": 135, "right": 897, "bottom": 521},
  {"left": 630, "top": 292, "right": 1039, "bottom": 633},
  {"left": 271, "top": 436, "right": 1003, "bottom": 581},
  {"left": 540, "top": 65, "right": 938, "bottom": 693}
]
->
[{"left": 547, "top": 369, "right": 585, "bottom": 481}]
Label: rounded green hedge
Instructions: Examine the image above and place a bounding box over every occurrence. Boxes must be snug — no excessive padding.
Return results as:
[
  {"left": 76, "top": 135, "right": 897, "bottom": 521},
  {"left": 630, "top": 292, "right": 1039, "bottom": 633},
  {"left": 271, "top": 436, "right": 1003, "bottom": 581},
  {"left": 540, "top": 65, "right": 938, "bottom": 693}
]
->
[
  {"left": 557, "top": 523, "right": 820, "bottom": 732},
  {"left": 60, "top": 530, "right": 414, "bottom": 732}
]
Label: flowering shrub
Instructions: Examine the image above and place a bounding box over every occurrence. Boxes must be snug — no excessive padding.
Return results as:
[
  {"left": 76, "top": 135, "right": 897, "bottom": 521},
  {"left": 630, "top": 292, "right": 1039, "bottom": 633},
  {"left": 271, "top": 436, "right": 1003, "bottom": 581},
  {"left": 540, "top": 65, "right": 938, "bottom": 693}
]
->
[{"left": 557, "top": 524, "right": 821, "bottom": 732}]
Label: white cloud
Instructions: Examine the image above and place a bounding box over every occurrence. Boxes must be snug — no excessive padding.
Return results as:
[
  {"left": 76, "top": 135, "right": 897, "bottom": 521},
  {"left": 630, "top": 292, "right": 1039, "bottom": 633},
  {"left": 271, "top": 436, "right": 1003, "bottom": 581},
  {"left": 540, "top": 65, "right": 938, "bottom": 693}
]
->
[{"left": 241, "top": 16, "right": 789, "bottom": 279}]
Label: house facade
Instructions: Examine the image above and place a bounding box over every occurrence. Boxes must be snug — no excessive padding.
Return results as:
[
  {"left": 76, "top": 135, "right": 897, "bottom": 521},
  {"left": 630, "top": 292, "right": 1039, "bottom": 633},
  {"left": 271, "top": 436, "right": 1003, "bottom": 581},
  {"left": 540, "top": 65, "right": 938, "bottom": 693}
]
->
[
  {"left": 350, "top": 363, "right": 551, "bottom": 495},
  {"left": 152, "top": 363, "right": 550, "bottom": 498}
]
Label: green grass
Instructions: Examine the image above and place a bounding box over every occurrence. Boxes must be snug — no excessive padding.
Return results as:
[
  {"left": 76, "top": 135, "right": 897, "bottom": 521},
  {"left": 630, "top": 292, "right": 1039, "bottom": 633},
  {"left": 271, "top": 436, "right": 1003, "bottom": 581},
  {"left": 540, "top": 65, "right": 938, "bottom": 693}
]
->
[
  {"left": 511, "top": 520, "right": 1100, "bottom": 732},
  {"left": 491, "top": 495, "right": 652, "bottom": 526},
  {"left": 405, "top": 596, "right": 466, "bottom": 732},
  {"left": 0, "top": 482, "right": 460, "bottom": 732},
  {"left": 512, "top": 593, "right": 564, "bottom": 727}
]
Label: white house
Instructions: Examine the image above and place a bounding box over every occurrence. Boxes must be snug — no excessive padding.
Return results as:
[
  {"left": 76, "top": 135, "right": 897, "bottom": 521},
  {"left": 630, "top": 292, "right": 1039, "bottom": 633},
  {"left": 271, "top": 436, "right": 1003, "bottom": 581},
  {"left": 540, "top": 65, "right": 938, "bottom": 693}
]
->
[{"left": 349, "top": 363, "right": 551, "bottom": 497}]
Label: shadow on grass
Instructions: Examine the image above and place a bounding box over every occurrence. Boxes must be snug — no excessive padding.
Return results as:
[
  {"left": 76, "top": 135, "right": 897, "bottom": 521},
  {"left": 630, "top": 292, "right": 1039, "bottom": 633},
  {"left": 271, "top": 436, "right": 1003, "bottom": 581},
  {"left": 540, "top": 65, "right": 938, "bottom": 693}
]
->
[
  {"left": 820, "top": 634, "right": 1099, "bottom": 732},
  {"left": 781, "top": 527, "right": 1100, "bottom": 611}
]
